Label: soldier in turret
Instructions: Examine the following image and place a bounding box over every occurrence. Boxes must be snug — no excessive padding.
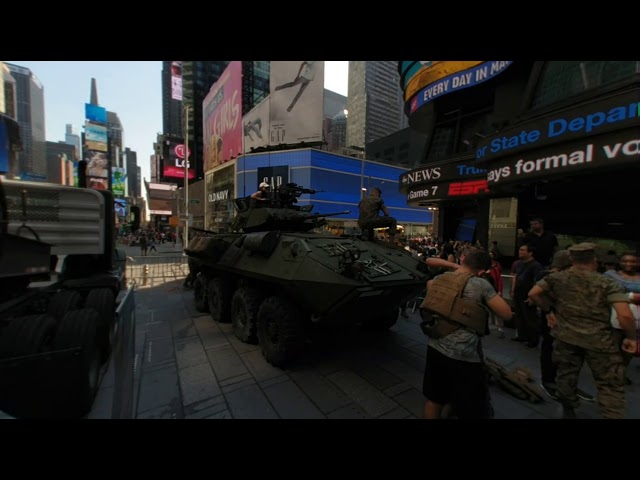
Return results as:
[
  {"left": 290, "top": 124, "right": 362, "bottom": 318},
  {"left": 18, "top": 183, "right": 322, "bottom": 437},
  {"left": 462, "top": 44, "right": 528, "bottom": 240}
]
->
[{"left": 251, "top": 182, "right": 271, "bottom": 207}]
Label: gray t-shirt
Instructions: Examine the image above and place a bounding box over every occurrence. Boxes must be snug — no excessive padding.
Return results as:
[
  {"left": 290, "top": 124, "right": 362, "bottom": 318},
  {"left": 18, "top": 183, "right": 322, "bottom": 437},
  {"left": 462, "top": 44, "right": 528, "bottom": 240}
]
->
[{"left": 428, "top": 274, "right": 497, "bottom": 363}]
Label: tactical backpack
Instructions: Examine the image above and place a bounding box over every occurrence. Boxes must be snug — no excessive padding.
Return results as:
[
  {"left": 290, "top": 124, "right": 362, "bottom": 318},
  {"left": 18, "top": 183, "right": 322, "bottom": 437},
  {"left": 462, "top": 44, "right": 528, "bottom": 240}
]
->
[{"left": 419, "top": 271, "right": 489, "bottom": 339}]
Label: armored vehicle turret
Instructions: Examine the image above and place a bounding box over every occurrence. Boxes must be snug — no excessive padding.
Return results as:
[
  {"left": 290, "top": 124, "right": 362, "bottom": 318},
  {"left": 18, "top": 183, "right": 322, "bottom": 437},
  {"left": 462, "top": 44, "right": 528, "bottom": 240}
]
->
[{"left": 185, "top": 184, "right": 428, "bottom": 367}]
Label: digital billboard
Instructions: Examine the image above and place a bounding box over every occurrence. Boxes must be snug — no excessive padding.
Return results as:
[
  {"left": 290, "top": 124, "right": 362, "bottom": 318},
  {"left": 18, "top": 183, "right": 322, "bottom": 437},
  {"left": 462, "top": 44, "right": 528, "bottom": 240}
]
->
[
  {"left": 85, "top": 103, "right": 107, "bottom": 124},
  {"left": 112, "top": 167, "right": 127, "bottom": 196},
  {"left": 242, "top": 96, "right": 270, "bottom": 152},
  {"left": 203, "top": 61, "right": 243, "bottom": 172},
  {"left": 163, "top": 139, "right": 195, "bottom": 179},
  {"left": 171, "top": 61, "right": 183, "bottom": 101},
  {"left": 0, "top": 119, "right": 9, "bottom": 173},
  {"left": 403, "top": 61, "right": 485, "bottom": 102},
  {"left": 269, "top": 61, "right": 325, "bottom": 146},
  {"left": 84, "top": 150, "right": 109, "bottom": 178},
  {"left": 85, "top": 121, "right": 108, "bottom": 152},
  {"left": 409, "top": 61, "right": 513, "bottom": 114}
]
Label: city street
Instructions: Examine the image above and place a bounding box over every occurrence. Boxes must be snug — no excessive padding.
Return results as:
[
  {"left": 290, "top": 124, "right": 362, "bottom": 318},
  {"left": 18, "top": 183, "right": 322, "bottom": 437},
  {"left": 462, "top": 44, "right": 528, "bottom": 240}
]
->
[{"left": 109, "top": 249, "right": 640, "bottom": 420}]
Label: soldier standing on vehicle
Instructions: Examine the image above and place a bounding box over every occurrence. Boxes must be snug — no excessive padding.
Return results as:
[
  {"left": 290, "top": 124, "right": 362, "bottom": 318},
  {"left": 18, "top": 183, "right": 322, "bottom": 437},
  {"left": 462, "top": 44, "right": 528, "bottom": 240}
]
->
[
  {"left": 358, "top": 187, "right": 397, "bottom": 242},
  {"left": 528, "top": 243, "right": 637, "bottom": 419}
]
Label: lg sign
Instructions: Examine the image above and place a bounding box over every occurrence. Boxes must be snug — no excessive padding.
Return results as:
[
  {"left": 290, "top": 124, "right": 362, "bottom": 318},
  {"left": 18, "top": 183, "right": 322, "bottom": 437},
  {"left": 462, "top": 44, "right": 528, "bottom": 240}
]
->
[{"left": 174, "top": 144, "right": 191, "bottom": 159}]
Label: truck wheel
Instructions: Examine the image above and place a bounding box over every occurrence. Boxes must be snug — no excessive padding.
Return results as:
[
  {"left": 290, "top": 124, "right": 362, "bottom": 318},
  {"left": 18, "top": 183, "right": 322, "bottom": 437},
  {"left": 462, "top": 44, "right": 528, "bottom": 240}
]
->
[
  {"left": 194, "top": 274, "right": 209, "bottom": 313},
  {"left": 47, "top": 290, "right": 83, "bottom": 323},
  {"left": 257, "top": 296, "right": 305, "bottom": 367},
  {"left": 231, "top": 287, "right": 261, "bottom": 344},
  {"left": 85, "top": 288, "right": 116, "bottom": 361},
  {"left": 52, "top": 308, "right": 103, "bottom": 417},
  {"left": 207, "top": 277, "right": 232, "bottom": 323},
  {"left": 0, "top": 314, "right": 57, "bottom": 358}
]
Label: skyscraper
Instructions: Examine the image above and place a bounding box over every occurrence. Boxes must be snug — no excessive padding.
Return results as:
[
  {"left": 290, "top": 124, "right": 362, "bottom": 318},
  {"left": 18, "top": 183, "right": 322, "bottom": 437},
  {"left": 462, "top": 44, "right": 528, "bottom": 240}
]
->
[
  {"left": 107, "top": 110, "right": 123, "bottom": 168},
  {"left": 345, "top": 61, "right": 405, "bottom": 150},
  {"left": 65, "top": 124, "right": 81, "bottom": 159},
  {"left": 125, "top": 147, "right": 140, "bottom": 197},
  {"left": 161, "top": 61, "right": 184, "bottom": 137},
  {"left": 5, "top": 62, "right": 47, "bottom": 180}
]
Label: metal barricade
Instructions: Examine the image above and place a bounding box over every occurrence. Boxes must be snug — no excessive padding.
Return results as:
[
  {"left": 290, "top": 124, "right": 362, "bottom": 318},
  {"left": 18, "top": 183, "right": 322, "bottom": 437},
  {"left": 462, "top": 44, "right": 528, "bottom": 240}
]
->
[{"left": 125, "top": 255, "right": 189, "bottom": 288}]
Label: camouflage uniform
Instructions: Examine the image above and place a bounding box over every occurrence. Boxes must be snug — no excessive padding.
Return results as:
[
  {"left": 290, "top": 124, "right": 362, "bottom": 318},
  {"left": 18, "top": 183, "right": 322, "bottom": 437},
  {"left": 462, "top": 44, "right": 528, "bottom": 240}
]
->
[
  {"left": 535, "top": 244, "right": 630, "bottom": 419},
  {"left": 357, "top": 196, "right": 397, "bottom": 235}
]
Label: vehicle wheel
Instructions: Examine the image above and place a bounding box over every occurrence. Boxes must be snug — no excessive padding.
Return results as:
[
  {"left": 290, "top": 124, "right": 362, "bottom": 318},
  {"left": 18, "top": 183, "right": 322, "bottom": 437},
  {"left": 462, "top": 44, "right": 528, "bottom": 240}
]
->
[
  {"left": 52, "top": 308, "right": 103, "bottom": 418},
  {"left": 47, "top": 290, "right": 83, "bottom": 323},
  {"left": 207, "top": 277, "right": 232, "bottom": 323},
  {"left": 231, "top": 287, "right": 261, "bottom": 344},
  {"left": 0, "top": 314, "right": 57, "bottom": 359},
  {"left": 85, "top": 288, "right": 116, "bottom": 361},
  {"left": 257, "top": 296, "right": 305, "bottom": 367},
  {"left": 361, "top": 312, "right": 398, "bottom": 330},
  {"left": 194, "top": 274, "right": 209, "bottom": 313}
]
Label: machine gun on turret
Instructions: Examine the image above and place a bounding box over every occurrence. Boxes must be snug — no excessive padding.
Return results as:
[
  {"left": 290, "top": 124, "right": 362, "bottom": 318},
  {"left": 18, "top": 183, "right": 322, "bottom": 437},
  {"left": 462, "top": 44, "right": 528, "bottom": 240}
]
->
[{"left": 231, "top": 184, "right": 349, "bottom": 233}]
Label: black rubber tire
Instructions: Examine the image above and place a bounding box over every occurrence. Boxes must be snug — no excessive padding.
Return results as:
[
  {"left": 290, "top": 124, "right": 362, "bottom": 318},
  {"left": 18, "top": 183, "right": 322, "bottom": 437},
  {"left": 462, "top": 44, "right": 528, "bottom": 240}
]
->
[
  {"left": 47, "top": 290, "right": 84, "bottom": 323},
  {"left": 0, "top": 314, "right": 57, "bottom": 359},
  {"left": 257, "top": 296, "right": 305, "bottom": 367},
  {"left": 207, "top": 277, "right": 233, "bottom": 323},
  {"left": 231, "top": 287, "right": 262, "bottom": 344},
  {"left": 52, "top": 308, "right": 103, "bottom": 418},
  {"left": 194, "top": 274, "right": 209, "bottom": 313},
  {"left": 84, "top": 288, "right": 116, "bottom": 361}
]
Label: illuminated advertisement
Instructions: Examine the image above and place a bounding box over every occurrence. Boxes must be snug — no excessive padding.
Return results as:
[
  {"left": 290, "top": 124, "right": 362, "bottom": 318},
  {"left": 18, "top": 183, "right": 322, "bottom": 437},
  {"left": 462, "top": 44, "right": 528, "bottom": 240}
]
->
[
  {"left": 114, "top": 199, "right": 127, "bottom": 218},
  {"left": 242, "top": 96, "right": 270, "bottom": 152},
  {"left": 85, "top": 103, "right": 107, "bottom": 124},
  {"left": 162, "top": 139, "right": 195, "bottom": 179},
  {"left": 112, "top": 167, "right": 127, "bottom": 196},
  {"left": 85, "top": 121, "right": 108, "bottom": 152},
  {"left": 203, "top": 61, "right": 243, "bottom": 171},
  {"left": 0, "top": 119, "right": 8, "bottom": 173},
  {"left": 399, "top": 61, "right": 434, "bottom": 88},
  {"left": 269, "top": 61, "right": 325, "bottom": 146},
  {"left": 84, "top": 150, "right": 109, "bottom": 178},
  {"left": 171, "top": 61, "right": 183, "bottom": 101},
  {"left": 403, "top": 61, "right": 485, "bottom": 102},
  {"left": 410, "top": 61, "right": 513, "bottom": 114},
  {"left": 87, "top": 176, "right": 108, "bottom": 191}
]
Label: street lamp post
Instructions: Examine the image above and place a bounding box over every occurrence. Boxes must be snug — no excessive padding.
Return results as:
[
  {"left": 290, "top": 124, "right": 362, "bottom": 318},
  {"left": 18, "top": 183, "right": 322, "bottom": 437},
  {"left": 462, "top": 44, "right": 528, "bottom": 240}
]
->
[{"left": 183, "top": 104, "right": 191, "bottom": 249}]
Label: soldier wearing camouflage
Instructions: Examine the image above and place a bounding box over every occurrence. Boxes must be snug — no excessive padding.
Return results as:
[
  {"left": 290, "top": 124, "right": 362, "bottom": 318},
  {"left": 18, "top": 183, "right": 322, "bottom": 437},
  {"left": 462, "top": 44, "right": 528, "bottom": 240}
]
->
[{"left": 528, "top": 243, "right": 637, "bottom": 419}]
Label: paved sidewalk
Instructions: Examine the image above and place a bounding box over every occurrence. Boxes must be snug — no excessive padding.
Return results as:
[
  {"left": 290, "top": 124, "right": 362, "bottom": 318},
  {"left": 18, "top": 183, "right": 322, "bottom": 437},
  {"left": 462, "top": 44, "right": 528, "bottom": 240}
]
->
[{"left": 131, "top": 280, "right": 640, "bottom": 420}]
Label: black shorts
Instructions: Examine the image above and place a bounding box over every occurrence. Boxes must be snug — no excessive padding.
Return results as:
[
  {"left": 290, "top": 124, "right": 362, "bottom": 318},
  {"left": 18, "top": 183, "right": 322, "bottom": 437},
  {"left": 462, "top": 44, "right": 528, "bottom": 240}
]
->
[{"left": 423, "top": 345, "right": 491, "bottom": 419}]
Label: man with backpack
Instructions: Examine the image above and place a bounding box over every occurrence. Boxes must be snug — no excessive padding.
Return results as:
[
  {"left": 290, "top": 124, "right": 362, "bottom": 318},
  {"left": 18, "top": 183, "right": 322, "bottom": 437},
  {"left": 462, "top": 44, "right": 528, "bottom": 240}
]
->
[{"left": 420, "top": 250, "right": 513, "bottom": 419}]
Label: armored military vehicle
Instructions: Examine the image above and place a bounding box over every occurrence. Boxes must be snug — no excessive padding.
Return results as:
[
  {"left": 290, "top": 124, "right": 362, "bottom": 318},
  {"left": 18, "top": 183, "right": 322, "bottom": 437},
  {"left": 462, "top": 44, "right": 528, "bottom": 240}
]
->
[{"left": 185, "top": 183, "right": 428, "bottom": 367}]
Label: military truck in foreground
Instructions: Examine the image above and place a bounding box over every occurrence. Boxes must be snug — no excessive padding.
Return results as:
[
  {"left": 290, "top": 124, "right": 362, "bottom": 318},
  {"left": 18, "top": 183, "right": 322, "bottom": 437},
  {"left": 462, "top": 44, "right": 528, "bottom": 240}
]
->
[{"left": 0, "top": 177, "right": 136, "bottom": 419}]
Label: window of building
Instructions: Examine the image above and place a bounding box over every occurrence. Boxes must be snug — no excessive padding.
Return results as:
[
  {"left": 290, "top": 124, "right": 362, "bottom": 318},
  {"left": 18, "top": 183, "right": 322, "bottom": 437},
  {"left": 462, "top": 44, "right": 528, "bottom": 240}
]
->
[
  {"left": 532, "top": 61, "right": 640, "bottom": 109},
  {"left": 426, "top": 107, "right": 494, "bottom": 162}
]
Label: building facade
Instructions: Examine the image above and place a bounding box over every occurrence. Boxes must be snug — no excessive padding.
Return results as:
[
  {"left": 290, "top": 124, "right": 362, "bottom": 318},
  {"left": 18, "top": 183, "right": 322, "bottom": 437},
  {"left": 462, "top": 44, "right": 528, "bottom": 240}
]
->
[
  {"left": 5, "top": 62, "right": 46, "bottom": 180},
  {"left": 125, "top": 147, "right": 140, "bottom": 198},
  {"left": 162, "top": 61, "right": 184, "bottom": 137},
  {"left": 46, "top": 141, "right": 77, "bottom": 185},
  {"left": 399, "top": 60, "right": 640, "bottom": 255},
  {"left": 365, "top": 127, "right": 429, "bottom": 168},
  {"left": 203, "top": 148, "right": 432, "bottom": 237},
  {"left": 65, "top": 124, "right": 81, "bottom": 159},
  {"left": 345, "top": 61, "right": 405, "bottom": 150}
]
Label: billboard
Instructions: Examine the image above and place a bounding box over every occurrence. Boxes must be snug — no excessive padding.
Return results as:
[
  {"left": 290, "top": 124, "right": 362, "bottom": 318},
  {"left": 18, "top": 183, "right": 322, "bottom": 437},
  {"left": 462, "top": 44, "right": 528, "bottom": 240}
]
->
[
  {"left": 203, "top": 61, "right": 243, "bottom": 172},
  {"left": 114, "top": 199, "right": 127, "bottom": 218},
  {"left": 410, "top": 61, "right": 513, "bottom": 114},
  {"left": 242, "top": 96, "right": 270, "bottom": 152},
  {"left": 163, "top": 139, "right": 195, "bottom": 179},
  {"left": 403, "top": 61, "right": 485, "bottom": 102},
  {"left": 84, "top": 150, "right": 109, "bottom": 178},
  {"left": 0, "top": 119, "right": 8, "bottom": 173},
  {"left": 112, "top": 167, "right": 127, "bottom": 196},
  {"left": 85, "top": 121, "right": 108, "bottom": 151},
  {"left": 85, "top": 103, "right": 107, "bottom": 124},
  {"left": 171, "top": 61, "right": 183, "bottom": 101},
  {"left": 269, "top": 61, "right": 325, "bottom": 146},
  {"left": 257, "top": 165, "right": 289, "bottom": 190}
]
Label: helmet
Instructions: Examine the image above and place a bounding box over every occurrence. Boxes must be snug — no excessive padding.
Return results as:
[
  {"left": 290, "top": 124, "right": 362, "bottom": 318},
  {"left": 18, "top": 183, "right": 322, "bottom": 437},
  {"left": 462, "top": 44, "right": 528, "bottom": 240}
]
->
[{"left": 259, "top": 182, "right": 270, "bottom": 188}]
